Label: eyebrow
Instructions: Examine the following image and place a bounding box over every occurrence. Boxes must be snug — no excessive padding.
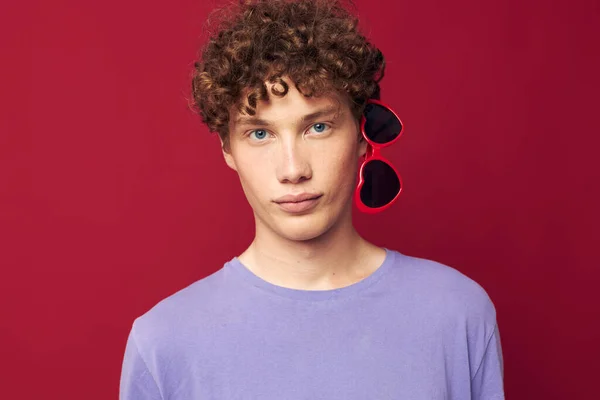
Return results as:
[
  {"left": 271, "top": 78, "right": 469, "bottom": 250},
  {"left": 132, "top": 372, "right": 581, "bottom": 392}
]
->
[{"left": 233, "top": 105, "right": 342, "bottom": 127}]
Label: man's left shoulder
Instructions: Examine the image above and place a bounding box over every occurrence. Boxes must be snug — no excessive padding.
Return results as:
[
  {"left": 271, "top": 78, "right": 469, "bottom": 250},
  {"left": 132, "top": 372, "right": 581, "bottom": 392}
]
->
[{"left": 388, "top": 249, "right": 497, "bottom": 323}]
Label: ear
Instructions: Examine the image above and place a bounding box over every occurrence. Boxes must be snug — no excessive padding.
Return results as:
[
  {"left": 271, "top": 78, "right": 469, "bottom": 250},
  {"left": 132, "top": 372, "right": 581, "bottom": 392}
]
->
[
  {"left": 357, "top": 134, "right": 368, "bottom": 158},
  {"left": 220, "top": 137, "right": 238, "bottom": 171}
]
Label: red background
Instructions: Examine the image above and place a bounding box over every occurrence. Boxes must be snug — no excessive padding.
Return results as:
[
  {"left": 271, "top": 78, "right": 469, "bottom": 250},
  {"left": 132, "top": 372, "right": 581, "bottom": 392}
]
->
[{"left": 1, "top": 0, "right": 599, "bottom": 398}]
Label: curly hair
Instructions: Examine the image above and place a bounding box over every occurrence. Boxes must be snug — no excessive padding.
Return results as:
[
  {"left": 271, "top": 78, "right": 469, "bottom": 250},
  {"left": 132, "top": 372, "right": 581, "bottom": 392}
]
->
[{"left": 191, "top": 0, "right": 385, "bottom": 149}]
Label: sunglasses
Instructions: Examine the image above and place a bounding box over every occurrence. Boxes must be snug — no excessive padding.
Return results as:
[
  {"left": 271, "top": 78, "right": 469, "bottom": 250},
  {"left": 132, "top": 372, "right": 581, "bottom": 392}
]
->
[{"left": 355, "top": 99, "right": 404, "bottom": 213}]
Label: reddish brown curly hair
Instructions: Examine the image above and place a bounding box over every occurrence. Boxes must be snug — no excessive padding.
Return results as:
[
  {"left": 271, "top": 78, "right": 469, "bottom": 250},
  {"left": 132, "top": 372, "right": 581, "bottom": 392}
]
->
[{"left": 191, "top": 0, "right": 385, "bottom": 149}]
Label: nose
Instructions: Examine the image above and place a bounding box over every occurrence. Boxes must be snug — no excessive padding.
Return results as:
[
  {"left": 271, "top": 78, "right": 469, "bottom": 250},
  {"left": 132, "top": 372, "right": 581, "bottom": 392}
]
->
[{"left": 275, "top": 137, "right": 312, "bottom": 184}]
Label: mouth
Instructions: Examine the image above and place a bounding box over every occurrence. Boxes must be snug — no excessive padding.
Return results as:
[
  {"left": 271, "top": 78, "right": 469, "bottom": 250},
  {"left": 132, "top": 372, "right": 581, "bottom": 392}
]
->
[{"left": 273, "top": 193, "right": 323, "bottom": 213}]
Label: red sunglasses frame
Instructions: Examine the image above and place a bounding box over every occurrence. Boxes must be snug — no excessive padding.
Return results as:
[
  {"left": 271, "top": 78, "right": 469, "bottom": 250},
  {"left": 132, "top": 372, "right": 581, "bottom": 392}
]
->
[{"left": 354, "top": 99, "right": 404, "bottom": 214}]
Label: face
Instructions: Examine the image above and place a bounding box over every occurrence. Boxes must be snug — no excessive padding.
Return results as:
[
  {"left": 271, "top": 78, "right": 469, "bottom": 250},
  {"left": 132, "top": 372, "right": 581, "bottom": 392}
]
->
[{"left": 224, "top": 77, "right": 367, "bottom": 242}]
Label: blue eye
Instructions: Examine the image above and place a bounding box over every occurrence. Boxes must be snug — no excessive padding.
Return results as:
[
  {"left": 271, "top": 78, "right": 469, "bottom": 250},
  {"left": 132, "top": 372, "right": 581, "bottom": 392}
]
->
[
  {"left": 250, "top": 129, "right": 268, "bottom": 140},
  {"left": 310, "top": 123, "right": 329, "bottom": 134}
]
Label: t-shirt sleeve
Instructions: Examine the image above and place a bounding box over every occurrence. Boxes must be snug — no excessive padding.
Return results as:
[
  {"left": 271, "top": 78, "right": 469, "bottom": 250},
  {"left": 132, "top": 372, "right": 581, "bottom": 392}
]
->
[
  {"left": 120, "top": 328, "right": 163, "bottom": 400},
  {"left": 470, "top": 323, "right": 505, "bottom": 399}
]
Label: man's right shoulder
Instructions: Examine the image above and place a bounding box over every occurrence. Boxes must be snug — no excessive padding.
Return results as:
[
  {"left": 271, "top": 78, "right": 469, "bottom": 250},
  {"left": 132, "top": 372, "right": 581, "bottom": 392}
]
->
[{"left": 129, "top": 264, "right": 233, "bottom": 353}]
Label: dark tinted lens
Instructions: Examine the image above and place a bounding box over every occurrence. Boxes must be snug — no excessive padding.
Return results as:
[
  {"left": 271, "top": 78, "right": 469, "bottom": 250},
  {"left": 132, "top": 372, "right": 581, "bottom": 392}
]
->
[
  {"left": 360, "top": 160, "right": 401, "bottom": 208},
  {"left": 363, "top": 103, "right": 402, "bottom": 144}
]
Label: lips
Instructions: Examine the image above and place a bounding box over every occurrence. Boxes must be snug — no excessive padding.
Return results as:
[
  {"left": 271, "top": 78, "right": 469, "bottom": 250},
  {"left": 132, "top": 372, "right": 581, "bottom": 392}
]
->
[
  {"left": 274, "top": 193, "right": 322, "bottom": 204},
  {"left": 273, "top": 193, "right": 323, "bottom": 213}
]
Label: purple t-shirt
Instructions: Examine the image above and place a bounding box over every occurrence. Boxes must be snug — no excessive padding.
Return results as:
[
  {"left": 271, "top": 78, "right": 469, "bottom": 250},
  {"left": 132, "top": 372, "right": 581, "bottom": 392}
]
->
[{"left": 120, "top": 249, "right": 504, "bottom": 399}]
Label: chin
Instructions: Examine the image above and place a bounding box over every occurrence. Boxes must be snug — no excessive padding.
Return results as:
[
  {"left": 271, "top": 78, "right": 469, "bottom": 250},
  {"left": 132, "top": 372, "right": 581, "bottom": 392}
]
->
[
  {"left": 272, "top": 212, "right": 336, "bottom": 242},
  {"left": 280, "top": 228, "right": 325, "bottom": 242}
]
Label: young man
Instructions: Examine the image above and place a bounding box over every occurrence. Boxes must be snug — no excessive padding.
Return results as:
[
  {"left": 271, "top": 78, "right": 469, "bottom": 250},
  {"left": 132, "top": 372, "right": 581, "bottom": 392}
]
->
[{"left": 120, "top": 0, "right": 504, "bottom": 398}]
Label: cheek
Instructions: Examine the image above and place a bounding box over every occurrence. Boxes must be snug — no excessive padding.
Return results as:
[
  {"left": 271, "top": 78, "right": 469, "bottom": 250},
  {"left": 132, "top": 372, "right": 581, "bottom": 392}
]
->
[
  {"left": 319, "top": 140, "right": 360, "bottom": 190},
  {"left": 238, "top": 164, "right": 266, "bottom": 195},
  {"left": 230, "top": 151, "right": 270, "bottom": 200}
]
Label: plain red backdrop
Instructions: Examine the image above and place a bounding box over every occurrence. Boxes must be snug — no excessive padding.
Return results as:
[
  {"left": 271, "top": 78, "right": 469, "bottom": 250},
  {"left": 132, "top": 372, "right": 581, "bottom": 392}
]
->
[{"left": 1, "top": 0, "right": 598, "bottom": 398}]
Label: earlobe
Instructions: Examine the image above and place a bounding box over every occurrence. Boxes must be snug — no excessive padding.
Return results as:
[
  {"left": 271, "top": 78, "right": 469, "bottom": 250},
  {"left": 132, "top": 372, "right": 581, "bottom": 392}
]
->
[
  {"left": 358, "top": 137, "right": 368, "bottom": 158},
  {"left": 219, "top": 136, "right": 238, "bottom": 171},
  {"left": 222, "top": 148, "right": 237, "bottom": 171}
]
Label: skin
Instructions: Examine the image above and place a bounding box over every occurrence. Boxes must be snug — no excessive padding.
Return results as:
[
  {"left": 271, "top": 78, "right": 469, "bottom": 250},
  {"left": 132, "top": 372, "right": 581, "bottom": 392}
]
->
[{"left": 222, "top": 77, "right": 386, "bottom": 291}]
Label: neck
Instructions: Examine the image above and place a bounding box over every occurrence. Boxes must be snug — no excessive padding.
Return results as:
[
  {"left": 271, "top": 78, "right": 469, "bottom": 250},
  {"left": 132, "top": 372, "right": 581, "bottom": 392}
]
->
[{"left": 238, "top": 206, "right": 385, "bottom": 291}]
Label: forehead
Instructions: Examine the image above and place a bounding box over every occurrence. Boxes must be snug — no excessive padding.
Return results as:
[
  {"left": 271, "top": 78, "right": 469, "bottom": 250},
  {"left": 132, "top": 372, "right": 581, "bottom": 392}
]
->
[{"left": 230, "top": 80, "right": 350, "bottom": 127}]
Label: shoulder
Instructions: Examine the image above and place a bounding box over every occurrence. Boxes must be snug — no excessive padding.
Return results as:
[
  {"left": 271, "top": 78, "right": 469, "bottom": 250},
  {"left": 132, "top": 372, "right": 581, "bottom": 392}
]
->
[
  {"left": 130, "top": 264, "right": 233, "bottom": 356},
  {"left": 389, "top": 251, "right": 504, "bottom": 383},
  {"left": 387, "top": 249, "right": 497, "bottom": 326}
]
